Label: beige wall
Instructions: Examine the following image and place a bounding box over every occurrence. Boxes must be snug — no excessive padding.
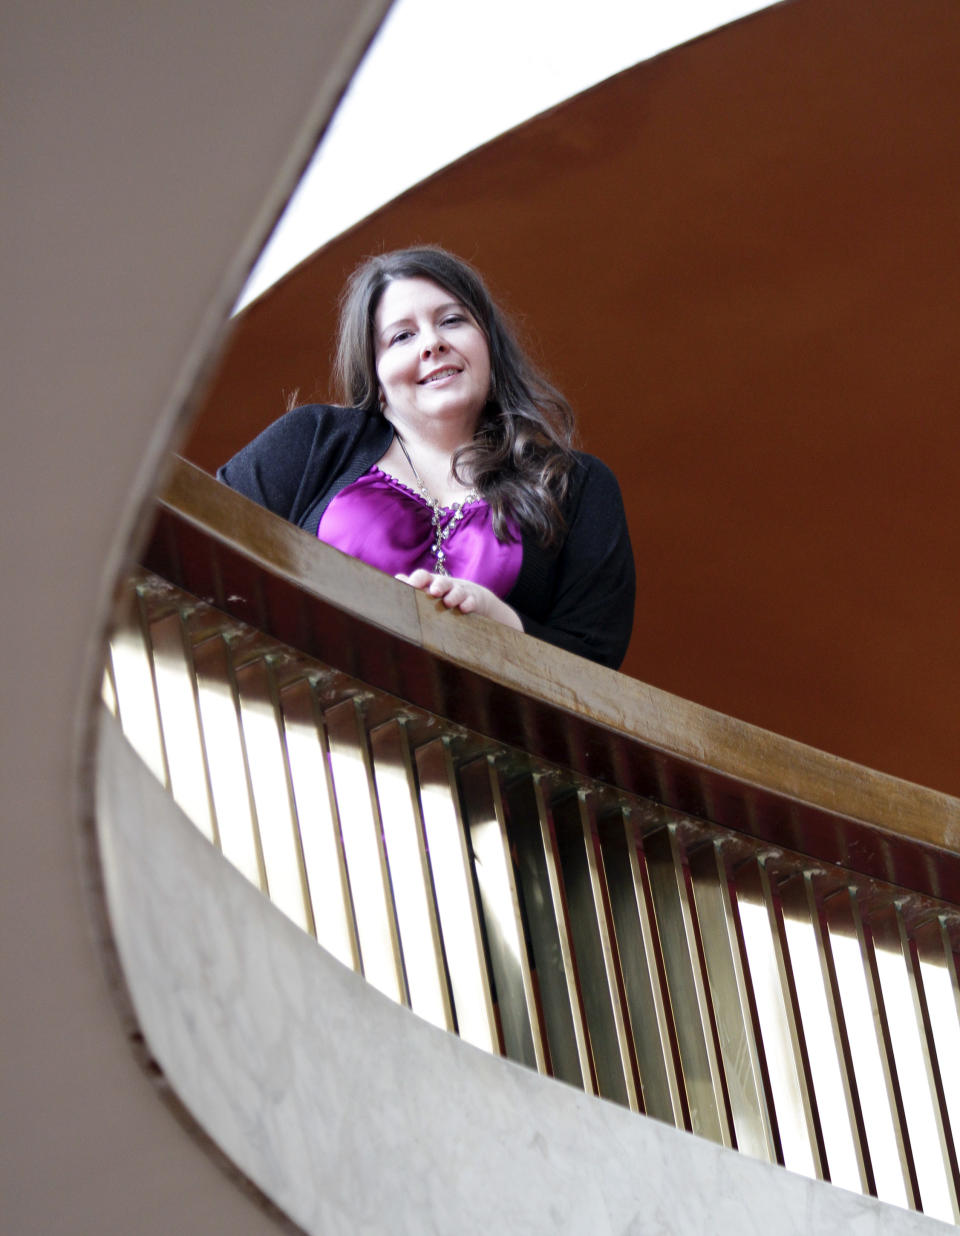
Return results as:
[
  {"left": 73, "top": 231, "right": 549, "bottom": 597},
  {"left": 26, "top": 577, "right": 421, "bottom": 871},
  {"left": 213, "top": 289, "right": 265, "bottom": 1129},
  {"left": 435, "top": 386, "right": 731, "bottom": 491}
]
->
[{"left": 1, "top": 3, "right": 391, "bottom": 1232}]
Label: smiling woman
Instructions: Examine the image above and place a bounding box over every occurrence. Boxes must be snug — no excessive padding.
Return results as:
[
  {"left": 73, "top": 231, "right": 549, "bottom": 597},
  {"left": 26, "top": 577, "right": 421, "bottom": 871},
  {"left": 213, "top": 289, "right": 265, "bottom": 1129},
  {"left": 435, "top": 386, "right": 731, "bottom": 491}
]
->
[{"left": 218, "top": 246, "right": 636, "bottom": 668}]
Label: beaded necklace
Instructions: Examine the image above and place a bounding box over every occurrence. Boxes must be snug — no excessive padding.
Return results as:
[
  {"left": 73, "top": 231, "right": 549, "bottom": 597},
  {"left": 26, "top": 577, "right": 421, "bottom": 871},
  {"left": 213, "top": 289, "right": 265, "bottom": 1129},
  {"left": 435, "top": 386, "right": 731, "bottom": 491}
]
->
[{"left": 394, "top": 435, "right": 478, "bottom": 576}]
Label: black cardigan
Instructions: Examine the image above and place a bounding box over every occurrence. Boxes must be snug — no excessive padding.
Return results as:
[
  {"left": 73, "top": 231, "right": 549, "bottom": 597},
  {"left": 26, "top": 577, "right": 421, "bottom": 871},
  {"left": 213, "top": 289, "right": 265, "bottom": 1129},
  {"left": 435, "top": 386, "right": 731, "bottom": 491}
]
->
[{"left": 218, "top": 404, "right": 635, "bottom": 668}]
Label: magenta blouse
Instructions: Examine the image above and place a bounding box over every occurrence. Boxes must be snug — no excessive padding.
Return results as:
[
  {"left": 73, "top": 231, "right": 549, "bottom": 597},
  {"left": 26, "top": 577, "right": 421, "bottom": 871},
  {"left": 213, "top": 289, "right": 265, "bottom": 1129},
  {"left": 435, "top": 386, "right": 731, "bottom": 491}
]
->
[{"left": 317, "top": 466, "right": 522, "bottom": 597}]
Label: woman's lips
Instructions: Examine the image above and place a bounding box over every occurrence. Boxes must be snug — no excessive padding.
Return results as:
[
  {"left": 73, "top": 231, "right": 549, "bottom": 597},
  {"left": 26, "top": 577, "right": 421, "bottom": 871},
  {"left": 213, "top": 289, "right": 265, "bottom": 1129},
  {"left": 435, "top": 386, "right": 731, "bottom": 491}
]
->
[{"left": 418, "top": 366, "right": 461, "bottom": 384}]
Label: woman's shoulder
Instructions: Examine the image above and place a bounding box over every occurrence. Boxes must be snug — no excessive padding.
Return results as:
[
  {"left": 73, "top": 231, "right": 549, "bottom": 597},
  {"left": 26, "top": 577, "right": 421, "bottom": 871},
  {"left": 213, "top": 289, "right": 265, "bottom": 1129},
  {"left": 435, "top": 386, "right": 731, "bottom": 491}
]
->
[
  {"left": 286, "top": 401, "right": 369, "bottom": 421},
  {"left": 570, "top": 448, "right": 617, "bottom": 475},
  {"left": 217, "top": 403, "right": 388, "bottom": 492},
  {"left": 274, "top": 402, "right": 378, "bottom": 437},
  {"left": 240, "top": 403, "right": 385, "bottom": 458},
  {"left": 567, "top": 450, "right": 625, "bottom": 500}
]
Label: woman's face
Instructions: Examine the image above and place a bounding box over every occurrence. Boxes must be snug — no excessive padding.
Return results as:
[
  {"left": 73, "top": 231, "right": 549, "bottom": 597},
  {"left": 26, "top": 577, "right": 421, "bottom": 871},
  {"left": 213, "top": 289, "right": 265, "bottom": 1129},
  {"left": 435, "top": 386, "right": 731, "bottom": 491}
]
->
[{"left": 373, "top": 277, "right": 491, "bottom": 433}]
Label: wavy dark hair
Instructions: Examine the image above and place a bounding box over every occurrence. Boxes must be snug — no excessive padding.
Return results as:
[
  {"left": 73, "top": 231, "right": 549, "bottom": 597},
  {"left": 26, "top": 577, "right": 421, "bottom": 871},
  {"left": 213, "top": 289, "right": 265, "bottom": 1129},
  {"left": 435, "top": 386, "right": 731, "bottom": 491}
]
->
[{"left": 334, "top": 246, "right": 576, "bottom": 547}]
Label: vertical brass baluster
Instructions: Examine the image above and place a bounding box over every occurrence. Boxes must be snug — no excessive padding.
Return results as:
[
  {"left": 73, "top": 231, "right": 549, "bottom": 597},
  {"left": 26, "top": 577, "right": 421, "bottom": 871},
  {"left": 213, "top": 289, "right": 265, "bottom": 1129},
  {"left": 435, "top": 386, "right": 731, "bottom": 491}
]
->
[
  {"left": 804, "top": 875, "right": 875, "bottom": 1195},
  {"left": 280, "top": 678, "right": 359, "bottom": 970},
  {"left": 926, "top": 916, "right": 960, "bottom": 1190},
  {"left": 414, "top": 738, "right": 498, "bottom": 1053},
  {"left": 823, "top": 889, "right": 911, "bottom": 1208},
  {"left": 552, "top": 792, "right": 639, "bottom": 1109},
  {"left": 895, "top": 905, "right": 960, "bottom": 1222},
  {"left": 689, "top": 841, "right": 777, "bottom": 1161},
  {"left": 459, "top": 756, "right": 545, "bottom": 1071},
  {"left": 943, "top": 919, "right": 960, "bottom": 1026},
  {"left": 870, "top": 899, "right": 954, "bottom": 1219},
  {"left": 723, "top": 849, "right": 784, "bottom": 1163},
  {"left": 232, "top": 655, "right": 312, "bottom": 933},
  {"left": 757, "top": 861, "right": 828, "bottom": 1180},
  {"left": 581, "top": 796, "right": 642, "bottom": 1111},
  {"left": 506, "top": 774, "right": 592, "bottom": 1090},
  {"left": 537, "top": 775, "right": 593, "bottom": 1090},
  {"left": 369, "top": 719, "right": 452, "bottom": 1032},
  {"left": 109, "top": 583, "right": 169, "bottom": 787},
  {"left": 192, "top": 632, "right": 263, "bottom": 888},
  {"left": 780, "top": 870, "right": 872, "bottom": 1190},
  {"left": 600, "top": 807, "right": 687, "bottom": 1126},
  {"left": 734, "top": 858, "right": 815, "bottom": 1175},
  {"left": 850, "top": 893, "right": 922, "bottom": 1210},
  {"left": 178, "top": 612, "right": 225, "bottom": 854},
  {"left": 930, "top": 918, "right": 960, "bottom": 1140},
  {"left": 324, "top": 697, "right": 405, "bottom": 1004},
  {"left": 148, "top": 608, "right": 216, "bottom": 842},
  {"left": 644, "top": 823, "right": 730, "bottom": 1145}
]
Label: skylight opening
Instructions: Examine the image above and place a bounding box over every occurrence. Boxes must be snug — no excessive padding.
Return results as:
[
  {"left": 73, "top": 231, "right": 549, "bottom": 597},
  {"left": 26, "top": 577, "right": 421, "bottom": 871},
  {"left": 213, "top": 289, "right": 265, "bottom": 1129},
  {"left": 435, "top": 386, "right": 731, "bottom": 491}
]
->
[{"left": 235, "top": 0, "right": 779, "bottom": 311}]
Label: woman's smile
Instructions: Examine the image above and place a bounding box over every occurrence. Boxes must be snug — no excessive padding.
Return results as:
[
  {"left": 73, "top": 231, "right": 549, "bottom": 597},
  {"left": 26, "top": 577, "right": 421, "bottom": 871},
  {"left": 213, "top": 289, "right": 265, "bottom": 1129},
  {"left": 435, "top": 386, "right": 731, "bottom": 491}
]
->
[{"left": 419, "top": 365, "right": 462, "bottom": 385}]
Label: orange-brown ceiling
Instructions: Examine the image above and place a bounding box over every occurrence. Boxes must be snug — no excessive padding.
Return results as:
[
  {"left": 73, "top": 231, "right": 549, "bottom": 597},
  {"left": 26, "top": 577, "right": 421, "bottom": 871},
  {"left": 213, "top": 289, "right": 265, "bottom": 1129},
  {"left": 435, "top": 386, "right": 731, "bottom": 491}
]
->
[{"left": 185, "top": 0, "right": 960, "bottom": 797}]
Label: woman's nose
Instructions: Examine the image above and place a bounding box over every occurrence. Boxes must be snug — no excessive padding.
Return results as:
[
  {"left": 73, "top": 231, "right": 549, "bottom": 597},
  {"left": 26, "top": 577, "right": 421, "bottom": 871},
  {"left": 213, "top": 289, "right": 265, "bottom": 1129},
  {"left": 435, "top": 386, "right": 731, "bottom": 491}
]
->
[{"left": 420, "top": 334, "right": 447, "bottom": 358}]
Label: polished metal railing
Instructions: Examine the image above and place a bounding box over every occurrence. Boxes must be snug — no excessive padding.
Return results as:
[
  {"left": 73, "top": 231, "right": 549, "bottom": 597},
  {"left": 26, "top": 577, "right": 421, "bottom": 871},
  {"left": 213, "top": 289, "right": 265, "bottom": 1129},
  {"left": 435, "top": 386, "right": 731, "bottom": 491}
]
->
[{"left": 105, "top": 458, "right": 960, "bottom": 1224}]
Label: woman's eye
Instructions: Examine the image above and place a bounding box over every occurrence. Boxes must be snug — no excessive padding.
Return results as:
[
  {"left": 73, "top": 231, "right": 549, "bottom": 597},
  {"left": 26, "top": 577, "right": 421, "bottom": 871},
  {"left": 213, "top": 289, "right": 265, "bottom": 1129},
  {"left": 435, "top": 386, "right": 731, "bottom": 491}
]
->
[
  {"left": 390, "top": 329, "right": 412, "bottom": 345},
  {"left": 441, "top": 314, "right": 465, "bottom": 326}
]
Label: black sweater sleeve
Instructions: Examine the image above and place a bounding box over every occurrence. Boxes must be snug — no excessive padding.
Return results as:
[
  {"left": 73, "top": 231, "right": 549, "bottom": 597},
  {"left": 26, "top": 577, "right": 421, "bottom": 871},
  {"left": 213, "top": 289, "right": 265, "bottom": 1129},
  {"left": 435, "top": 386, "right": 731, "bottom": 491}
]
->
[
  {"left": 510, "top": 456, "right": 635, "bottom": 670},
  {"left": 217, "top": 405, "right": 327, "bottom": 520},
  {"left": 216, "top": 404, "right": 390, "bottom": 528}
]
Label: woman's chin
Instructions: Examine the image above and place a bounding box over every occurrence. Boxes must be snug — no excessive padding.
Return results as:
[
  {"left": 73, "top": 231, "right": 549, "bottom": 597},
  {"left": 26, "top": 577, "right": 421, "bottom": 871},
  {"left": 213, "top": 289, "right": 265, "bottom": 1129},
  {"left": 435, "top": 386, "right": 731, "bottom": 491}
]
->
[{"left": 394, "top": 396, "right": 485, "bottom": 428}]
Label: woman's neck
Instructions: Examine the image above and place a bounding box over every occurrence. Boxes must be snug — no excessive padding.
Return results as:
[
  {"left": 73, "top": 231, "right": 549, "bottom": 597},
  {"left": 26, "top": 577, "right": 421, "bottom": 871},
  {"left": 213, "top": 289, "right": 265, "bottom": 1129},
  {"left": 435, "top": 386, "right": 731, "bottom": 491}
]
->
[
  {"left": 384, "top": 409, "right": 476, "bottom": 457},
  {"left": 381, "top": 413, "right": 478, "bottom": 506}
]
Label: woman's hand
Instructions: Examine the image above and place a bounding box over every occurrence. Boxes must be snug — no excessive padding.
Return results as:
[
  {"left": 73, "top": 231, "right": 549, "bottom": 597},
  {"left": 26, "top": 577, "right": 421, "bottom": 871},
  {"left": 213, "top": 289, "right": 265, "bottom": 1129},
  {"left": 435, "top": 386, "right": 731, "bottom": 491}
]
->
[{"left": 396, "top": 570, "right": 523, "bottom": 631}]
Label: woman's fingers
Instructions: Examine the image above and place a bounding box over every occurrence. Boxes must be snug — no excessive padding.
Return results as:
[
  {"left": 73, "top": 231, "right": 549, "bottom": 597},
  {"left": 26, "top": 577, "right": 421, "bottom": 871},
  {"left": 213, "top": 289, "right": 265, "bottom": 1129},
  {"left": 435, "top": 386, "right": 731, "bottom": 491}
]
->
[
  {"left": 396, "top": 569, "right": 455, "bottom": 598},
  {"left": 394, "top": 571, "right": 520, "bottom": 629},
  {"left": 395, "top": 569, "right": 435, "bottom": 589},
  {"left": 395, "top": 570, "right": 479, "bottom": 611},
  {"left": 439, "top": 581, "right": 470, "bottom": 609}
]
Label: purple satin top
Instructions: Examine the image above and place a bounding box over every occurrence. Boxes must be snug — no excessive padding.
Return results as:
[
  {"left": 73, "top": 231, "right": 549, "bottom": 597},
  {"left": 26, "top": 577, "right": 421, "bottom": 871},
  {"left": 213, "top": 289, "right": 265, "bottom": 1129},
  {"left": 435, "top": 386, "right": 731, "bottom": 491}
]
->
[{"left": 317, "top": 466, "right": 522, "bottom": 597}]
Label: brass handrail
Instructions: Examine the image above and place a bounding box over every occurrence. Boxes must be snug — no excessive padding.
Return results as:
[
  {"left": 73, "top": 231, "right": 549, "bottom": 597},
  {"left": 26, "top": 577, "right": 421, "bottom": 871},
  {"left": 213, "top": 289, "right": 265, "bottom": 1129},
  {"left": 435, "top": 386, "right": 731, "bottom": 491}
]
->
[{"left": 148, "top": 455, "right": 960, "bottom": 902}]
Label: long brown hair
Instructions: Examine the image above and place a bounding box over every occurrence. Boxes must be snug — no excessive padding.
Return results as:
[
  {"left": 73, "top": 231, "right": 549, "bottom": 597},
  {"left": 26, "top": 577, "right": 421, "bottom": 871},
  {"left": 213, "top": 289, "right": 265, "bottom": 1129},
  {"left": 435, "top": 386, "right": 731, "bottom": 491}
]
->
[{"left": 334, "top": 246, "right": 576, "bottom": 547}]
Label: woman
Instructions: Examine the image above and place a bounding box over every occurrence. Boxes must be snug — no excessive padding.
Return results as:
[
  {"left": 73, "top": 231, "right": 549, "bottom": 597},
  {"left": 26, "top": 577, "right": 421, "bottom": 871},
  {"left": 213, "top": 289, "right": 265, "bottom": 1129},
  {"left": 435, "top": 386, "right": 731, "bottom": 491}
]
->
[{"left": 218, "top": 246, "right": 635, "bottom": 668}]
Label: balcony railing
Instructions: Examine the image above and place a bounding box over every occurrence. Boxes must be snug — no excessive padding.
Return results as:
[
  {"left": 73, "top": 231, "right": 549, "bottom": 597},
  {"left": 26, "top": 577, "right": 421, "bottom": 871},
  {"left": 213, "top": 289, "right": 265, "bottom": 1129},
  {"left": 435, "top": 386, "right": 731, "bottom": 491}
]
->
[{"left": 106, "top": 456, "right": 960, "bottom": 1224}]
